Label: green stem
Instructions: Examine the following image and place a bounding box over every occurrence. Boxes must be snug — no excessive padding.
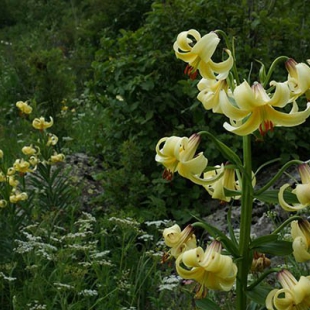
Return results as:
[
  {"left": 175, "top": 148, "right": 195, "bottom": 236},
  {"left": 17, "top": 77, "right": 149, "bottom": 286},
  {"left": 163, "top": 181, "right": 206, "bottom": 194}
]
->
[
  {"left": 236, "top": 134, "right": 253, "bottom": 310},
  {"left": 255, "top": 159, "right": 303, "bottom": 196},
  {"left": 271, "top": 215, "right": 303, "bottom": 235},
  {"left": 247, "top": 268, "right": 281, "bottom": 291},
  {"left": 263, "top": 56, "right": 289, "bottom": 88}
]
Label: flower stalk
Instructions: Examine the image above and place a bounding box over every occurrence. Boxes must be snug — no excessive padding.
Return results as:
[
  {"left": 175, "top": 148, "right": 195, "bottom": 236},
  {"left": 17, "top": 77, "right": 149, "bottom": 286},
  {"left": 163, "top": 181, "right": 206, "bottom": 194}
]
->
[{"left": 236, "top": 134, "right": 254, "bottom": 309}]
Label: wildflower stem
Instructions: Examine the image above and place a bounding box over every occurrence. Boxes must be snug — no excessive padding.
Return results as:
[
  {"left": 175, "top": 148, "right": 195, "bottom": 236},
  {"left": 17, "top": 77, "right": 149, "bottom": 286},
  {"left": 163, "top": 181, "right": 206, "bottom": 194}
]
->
[
  {"left": 236, "top": 134, "right": 253, "bottom": 309},
  {"left": 255, "top": 159, "right": 303, "bottom": 196},
  {"left": 246, "top": 268, "right": 281, "bottom": 291},
  {"left": 271, "top": 215, "right": 303, "bottom": 235}
]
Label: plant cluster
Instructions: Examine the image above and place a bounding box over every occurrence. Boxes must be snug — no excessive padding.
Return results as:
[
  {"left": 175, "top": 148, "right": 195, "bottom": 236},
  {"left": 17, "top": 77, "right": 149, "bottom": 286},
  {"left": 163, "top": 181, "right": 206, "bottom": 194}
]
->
[{"left": 156, "top": 26, "right": 310, "bottom": 309}]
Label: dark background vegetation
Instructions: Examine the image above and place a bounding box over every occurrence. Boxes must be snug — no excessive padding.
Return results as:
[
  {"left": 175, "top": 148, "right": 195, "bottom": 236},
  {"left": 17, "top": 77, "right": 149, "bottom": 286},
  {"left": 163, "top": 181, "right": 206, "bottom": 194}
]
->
[{"left": 0, "top": 0, "right": 309, "bottom": 223}]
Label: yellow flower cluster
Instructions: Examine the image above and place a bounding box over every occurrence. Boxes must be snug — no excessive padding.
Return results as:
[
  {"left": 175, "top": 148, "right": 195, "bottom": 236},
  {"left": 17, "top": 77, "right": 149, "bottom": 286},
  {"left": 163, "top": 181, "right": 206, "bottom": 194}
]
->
[
  {"left": 174, "top": 29, "right": 310, "bottom": 137},
  {"left": 0, "top": 102, "right": 66, "bottom": 207},
  {"left": 266, "top": 269, "right": 310, "bottom": 309},
  {"left": 156, "top": 134, "right": 255, "bottom": 202},
  {"left": 163, "top": 224, "right": 237, "bottom": 299}
]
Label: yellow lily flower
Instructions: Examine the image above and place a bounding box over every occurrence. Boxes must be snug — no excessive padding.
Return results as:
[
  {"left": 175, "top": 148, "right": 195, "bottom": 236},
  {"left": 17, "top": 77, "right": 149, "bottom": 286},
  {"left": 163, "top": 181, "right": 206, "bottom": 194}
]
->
[
  {"left": 7, "top": 167, "right": 15, "bottom": 176},
  {"left": 197, "top": 78, "right": 231, "bottom": 113},
  {"left": 29, "top": 155, "right": 40, "bottom": 167},
  {"left": 0, "top": 200, "right": 7, "bottom": 208},
  {"left": 0, "top": 172, "right": 6, "bottom": 182},
  {"left": 223, "top": 81, "right": 310, "bottom": 136},
  {"left": 286, "top": 58, "right": 310, "bottom": 99},
  {"left": 32, "top": 116, "right": 53, "bottom": 130},
  {"left": 16, "top": 101, "right": 32, "bottom": 114},
  {"left": 13, "top": 159, "right": 33, "bottom": 174},
  {"left": 8, "top": 176, "right": 19, "bottom": 187},
  {"left": 291, "top": 219, "right": 310, "bottom": 262},
  {"left": 46, "top": 133, "right": 58, "bottom": 146},
  {"left": 173, "top": 29, "right": 233, "bottom": 80},
  {"left": 49, "top": 153, "right": 65, "bottom": 164},
  {"left": 155, "top": 134, "right": 221, "bottom": 186},
  {"left": 203, "top": 164, "right": 237, "bottom": 202},
  {"left": 163, "top": 224, "right": 197, "bottom": 258},
  {"left": 22, "top": 145, "right": 38, "bottom": 156},
  {"left": 175, "top": 240, "right": 237, "bottom": 299},
  {"left": 9, "top": 191, "right": 28, "bottom": 204},
  {"left": 278, "top": 163, "right": 310, "bottom": 211},
  {"left": 203, "top": 164, "right": 256, "bottom": 202},
  {"left": 266, "top": 269, "right": 310, "bottom": 310}
]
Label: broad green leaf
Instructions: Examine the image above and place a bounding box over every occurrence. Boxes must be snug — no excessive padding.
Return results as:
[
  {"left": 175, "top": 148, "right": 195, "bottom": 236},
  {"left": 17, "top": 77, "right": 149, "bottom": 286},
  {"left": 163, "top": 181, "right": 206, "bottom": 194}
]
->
[
  {"left": 254, "top": 190, "right": 299, "bottom": 204},
  {"left": 250, "top": 234, "right": 279, "bottom": 248},
  {"left": 199, "top": 131, "right": 242, "bottom": 167},
  {"left": 246, "top": 284, "right": 271, "bottom": 305},
  {"left": 252, "top": 240, "right": 292, "bottom": 256},
  {"left": 224, "top": 187, "right": 241, "bottom": 197},
  {"left": 193, "top": 219, "right": 239, "bottom": 257}
]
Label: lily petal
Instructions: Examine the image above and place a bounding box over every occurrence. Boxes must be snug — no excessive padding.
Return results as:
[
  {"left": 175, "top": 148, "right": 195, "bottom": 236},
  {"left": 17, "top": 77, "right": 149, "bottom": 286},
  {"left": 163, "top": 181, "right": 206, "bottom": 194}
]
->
[{"left": 278, "top": 184, "right": 306, "bottom": 212}]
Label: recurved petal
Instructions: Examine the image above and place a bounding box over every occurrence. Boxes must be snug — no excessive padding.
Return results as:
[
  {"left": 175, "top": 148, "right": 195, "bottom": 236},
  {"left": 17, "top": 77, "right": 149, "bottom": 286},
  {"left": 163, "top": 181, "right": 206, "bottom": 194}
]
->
[
  {"left": 208, "top": 49, "right": 234, "bottom": 80},
  {"left": 273, "top": 289, "right": 295, "bottom": 309},
  {"left": 220, "top": 91, "right": 249, "bottom": 120},
  {"left": 174, "top": 29, "right": 201, "bottom": 52},
  {"left": 176, "top": 253, "right": 206, "bottom": 283},
  {"left": 191, "top": 32, "right": 220, "bottom": 62},
  {"left": 182, "top": 247, "right": 204, "bottom": 267},
  {"left": 223, "top": 109, "right": 261, "bottom": 136},
  {"left": 268, "top": 81, "right": 291, "bottom": 108},
  {"left": 266, "top": 289, "right": 278, "bottom": 310},
  {"left": 155, "top": 136, "right": 182, "bottom": 158},
  {"left": 266, "top": 102, "right": 310, "bottom": 127},
  {"left": 178, "top": 152, "right": 208, "bottom": 177},
  {"left": 278, "top": 184, "right": 306, "bottom": 212}
]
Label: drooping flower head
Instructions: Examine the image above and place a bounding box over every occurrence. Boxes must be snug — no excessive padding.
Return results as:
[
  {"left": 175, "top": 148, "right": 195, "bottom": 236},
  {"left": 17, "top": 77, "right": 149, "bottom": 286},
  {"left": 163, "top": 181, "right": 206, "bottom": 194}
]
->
[
  {"left": 9, "top": 191, "right": 28, "bottom": 204},
  {"left": 13, "top": 159, "right": 33, "bottom": 174},
  {"left": 32, "top": 116, "right": 54, "bottom": 131},
  {"left": 286, "top": 58, "right": 310, "bottom": 99},
  {"left": 163, "top": 224, "right": 197, "bottom": 258},
  {"left": 16, "top": 101, "right": 32, "bottom": 115},
  {"left": 175, "top": 240, "right": 237, "bottom": 299},
  {"left": 203, "top": 164, "right": 237, "bottom": 202},
  {"left": 173, "top": 29, "right": 233, "bottom": 80},
  {"left": 197, "top": 78, "right": 230, "bottom": 113},
  {"left": 266, "top": 269, "right": 310, "bottom": 309},
  {"left": 279, "top": 163, "right": 310, "bottom": 211},
  {"left": 291, "top": 219, "right": 310, "bottom": 262},
  {"left": 49, "top": 153, "right": 65, "bottom": 164},
  {"left": 155, "top": 134, "right": 221, "bottom": 186},
  {"left": 223, "top": 81, "right": 310, "bottom": 136},
  {"left": 22, "top": 145, "right": 38, "bottom": 156}
]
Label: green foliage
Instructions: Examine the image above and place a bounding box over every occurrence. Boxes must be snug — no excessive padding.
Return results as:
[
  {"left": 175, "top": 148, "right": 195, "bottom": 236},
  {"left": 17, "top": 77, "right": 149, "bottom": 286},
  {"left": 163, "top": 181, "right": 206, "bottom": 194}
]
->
[{"left": 0, "top": 212, "right": 180, "bottom": 310}]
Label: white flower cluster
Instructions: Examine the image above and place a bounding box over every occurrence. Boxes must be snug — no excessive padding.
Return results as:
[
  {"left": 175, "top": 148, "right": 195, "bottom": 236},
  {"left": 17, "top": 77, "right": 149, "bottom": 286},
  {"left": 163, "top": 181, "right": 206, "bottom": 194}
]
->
[{"left": 158, "top": 275, "right": 182, "bottom": 291}]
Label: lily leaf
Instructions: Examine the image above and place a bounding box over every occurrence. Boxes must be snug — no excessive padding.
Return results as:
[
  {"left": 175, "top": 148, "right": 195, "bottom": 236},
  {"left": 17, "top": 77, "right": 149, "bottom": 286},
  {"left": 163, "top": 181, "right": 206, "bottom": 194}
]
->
[
  {"left": 193, "top": 218, "right": 239, "bottom": 258},
  {"left": 254, "top": 190, "right": 298, "bottom": 204},
  {"left": 195, "top": 298, "right": 221, "bottom": 310},
  {"left": 246, "top": 284, "right": 271, "bottom": 305},
  {"left": 199, "top": 131, "right": 242, "bottom": 167},
  {"left": 224, "top": 187, "right": 241, "bottom": 197},
  {"left": 251, "top": 240, "right": 292, "bottom": 256},
  {"left": 250, "top": 234, "right": 279, "bottom": 248}
]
